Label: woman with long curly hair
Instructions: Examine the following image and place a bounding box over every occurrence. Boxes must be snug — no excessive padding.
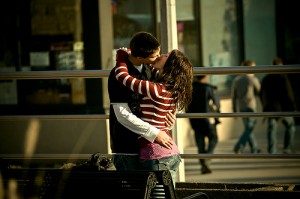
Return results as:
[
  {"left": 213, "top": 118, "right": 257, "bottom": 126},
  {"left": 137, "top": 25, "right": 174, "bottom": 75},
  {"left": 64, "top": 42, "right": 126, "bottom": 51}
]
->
[{"left": 114, "top": 48, "right": 193, "bottom": 186}]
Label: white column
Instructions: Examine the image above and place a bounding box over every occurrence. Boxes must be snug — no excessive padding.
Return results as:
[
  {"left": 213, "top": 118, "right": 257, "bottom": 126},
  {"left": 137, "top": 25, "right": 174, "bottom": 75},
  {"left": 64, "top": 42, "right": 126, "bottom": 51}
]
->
[{"left": 160, "top": 0, "right": 185, "bottom": 183}]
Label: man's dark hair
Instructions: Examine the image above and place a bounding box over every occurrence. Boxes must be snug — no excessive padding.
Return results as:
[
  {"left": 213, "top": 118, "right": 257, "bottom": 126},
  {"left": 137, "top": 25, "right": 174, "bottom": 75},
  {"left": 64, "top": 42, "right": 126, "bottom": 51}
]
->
[
  {"left": 129, "top": 32, "right": 160, "bottom": 58},
  {"left": 273, "top": 57, "right": 283, "bottom": 65},
  {"left": 196, "top": 75, "right": 206, "bottom": 80},
  {"left": 241, "top": 60, "right": 256, "bottom": 66}
]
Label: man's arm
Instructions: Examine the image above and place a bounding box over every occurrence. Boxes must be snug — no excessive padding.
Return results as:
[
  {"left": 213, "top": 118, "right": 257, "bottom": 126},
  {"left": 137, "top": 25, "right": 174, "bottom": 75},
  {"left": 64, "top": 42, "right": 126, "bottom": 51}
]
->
[{"left": 112, "top": 103, "right": 173, "bottom": 149}]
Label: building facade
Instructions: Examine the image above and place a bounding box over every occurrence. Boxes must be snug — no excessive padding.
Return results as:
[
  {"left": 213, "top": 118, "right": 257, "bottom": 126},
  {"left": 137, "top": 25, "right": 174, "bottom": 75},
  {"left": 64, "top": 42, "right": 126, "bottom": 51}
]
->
[{"left": 0, "top": 0, "right": 299, "bottom": 161}]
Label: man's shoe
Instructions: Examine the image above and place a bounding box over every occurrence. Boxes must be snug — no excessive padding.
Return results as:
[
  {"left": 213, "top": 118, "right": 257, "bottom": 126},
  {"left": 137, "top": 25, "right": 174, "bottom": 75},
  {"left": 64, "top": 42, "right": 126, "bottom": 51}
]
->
[
  {"left": 282, "top": 149, "right": 296, "bottom": 154},
  {"left": 234, "top": 148, "right": 242, "bottom": 154},
  {"left": 251, "top": 148, "right": 261, "bottom": 154},
  {"left": 201, "top": 163, "right": 212, "bottom": 174},
  {"left": 201, "top": 167, "right": 212, "bottom": 174}
]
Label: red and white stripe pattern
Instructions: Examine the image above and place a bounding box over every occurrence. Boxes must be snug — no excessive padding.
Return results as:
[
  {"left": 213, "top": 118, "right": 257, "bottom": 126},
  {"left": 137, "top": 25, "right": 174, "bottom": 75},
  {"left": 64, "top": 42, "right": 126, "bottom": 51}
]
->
[{"left": 115, "top": 60, "right": 176, "bottom": 131}]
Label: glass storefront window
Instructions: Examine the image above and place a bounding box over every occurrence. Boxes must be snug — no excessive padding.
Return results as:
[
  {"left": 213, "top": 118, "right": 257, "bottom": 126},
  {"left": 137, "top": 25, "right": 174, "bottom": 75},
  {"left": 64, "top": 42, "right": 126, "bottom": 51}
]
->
[
  {"left": 176, "top": 0, "right": 200, "bottom": 67},
  {"left": 1, "top": 0, "right": 299, "bottom": 115},
  {"left": 111, "top": 0, "right": 156, "bottom": 48},
  {"left": 0, "top": 0, "right": 88, "bottom": 114}
]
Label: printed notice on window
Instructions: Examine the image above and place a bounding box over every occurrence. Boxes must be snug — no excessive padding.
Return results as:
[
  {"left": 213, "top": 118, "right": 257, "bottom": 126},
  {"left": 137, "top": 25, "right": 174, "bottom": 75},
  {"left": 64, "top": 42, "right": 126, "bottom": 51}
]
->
[{"left": 30, "top": 52, "right": 50, "bottom": 67}]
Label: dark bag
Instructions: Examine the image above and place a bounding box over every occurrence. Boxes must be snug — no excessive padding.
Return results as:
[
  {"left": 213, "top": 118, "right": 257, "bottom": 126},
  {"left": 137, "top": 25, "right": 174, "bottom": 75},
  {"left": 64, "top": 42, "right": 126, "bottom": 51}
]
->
[{"left": 72, "top": 152, "right": 113, "bottom": 171}]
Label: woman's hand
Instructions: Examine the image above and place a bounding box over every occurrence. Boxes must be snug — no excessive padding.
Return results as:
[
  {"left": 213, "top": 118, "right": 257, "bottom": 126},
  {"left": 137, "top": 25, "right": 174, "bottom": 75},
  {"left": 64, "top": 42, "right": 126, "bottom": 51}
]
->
[
  {"left": 165, "top": 111, "right": 176, "bottom": 129},
  {"left": 116, "top": 48, "right": 129, "bottom": 62}
]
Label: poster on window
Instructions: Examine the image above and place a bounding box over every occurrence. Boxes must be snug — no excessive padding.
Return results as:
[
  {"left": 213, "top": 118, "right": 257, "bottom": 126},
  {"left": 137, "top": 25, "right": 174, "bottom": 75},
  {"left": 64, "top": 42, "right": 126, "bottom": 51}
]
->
[{"left": 0, "top": 68, "right": 18, "bottom": 104}]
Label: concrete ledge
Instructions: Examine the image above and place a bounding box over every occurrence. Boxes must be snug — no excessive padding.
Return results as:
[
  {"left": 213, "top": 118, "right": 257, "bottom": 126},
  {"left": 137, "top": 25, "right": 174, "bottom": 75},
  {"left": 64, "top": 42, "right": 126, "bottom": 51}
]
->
[{"left": 176, "top": 182, "right": 300, "bottom": 199}]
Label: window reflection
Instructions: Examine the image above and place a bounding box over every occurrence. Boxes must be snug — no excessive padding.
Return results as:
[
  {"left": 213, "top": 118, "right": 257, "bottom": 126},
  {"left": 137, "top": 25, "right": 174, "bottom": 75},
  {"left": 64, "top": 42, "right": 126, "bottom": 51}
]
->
[{"left": 112, "top": 0, "right": 155, "bottom": 48}]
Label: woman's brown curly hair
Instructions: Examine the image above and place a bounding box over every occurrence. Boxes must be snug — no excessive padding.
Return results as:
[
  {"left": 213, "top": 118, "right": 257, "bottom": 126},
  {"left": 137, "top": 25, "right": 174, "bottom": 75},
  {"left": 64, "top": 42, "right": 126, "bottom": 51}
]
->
[{"left": 154, "top": 49, "right": 193, "bottom": 111}]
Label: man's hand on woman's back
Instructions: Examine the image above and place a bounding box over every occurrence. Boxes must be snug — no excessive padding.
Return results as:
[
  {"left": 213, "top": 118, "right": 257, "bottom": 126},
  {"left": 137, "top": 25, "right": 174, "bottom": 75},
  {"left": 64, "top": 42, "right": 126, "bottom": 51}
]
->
[{"left": 155, "top": 131, "right": 173, "bottom": 149}]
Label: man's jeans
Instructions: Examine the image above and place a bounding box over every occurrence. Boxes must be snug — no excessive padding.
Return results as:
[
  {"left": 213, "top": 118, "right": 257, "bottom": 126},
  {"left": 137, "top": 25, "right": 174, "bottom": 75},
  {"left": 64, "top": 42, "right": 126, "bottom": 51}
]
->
[
  {"left": 234, "top": 116, "right": 259, "bottom": 153},
  {"left": 112, "top": 154, "right": 139, "bottom": 171},
  {"left": 194, "top": 123, "right": 218, "bottom": 165},
  {"left": 267, "top": 117, "right": 295, "bottom": 154},
  {"left": 139, "top": 154, "right": 181, "bottom": 187}
]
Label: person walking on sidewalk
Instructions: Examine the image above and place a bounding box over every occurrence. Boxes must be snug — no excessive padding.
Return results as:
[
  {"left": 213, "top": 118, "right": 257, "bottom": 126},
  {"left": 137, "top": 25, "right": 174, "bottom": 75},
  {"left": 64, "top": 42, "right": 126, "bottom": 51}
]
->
[
  {"left": 231, "top": 60, "right": 261, "bottom": 154},
  {"left": 187, "top": 75, "right": 221, "bottom": 174},
  {"left": 260, "top": 57, "right": 297, "bottom": 154}
]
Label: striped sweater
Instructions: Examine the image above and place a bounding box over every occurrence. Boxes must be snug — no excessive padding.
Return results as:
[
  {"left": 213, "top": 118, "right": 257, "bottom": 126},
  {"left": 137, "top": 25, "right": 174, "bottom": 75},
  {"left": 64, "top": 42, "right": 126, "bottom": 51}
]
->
[{"left": 115, "top": 50, "right": 179, "bottom": 160}]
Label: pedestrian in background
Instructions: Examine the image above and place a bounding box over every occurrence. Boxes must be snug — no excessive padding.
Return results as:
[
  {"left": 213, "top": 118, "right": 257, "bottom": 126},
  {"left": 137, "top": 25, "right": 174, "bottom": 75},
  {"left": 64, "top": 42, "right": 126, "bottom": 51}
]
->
[
  {"left": 231, "top": 60, "right": 261, "bottom": 154},
  {"left": 260, "top": 57, "right": 296, "bottom": 154},
  {"left": 187, "top": 75, "right": 221, "bottom": 174}
]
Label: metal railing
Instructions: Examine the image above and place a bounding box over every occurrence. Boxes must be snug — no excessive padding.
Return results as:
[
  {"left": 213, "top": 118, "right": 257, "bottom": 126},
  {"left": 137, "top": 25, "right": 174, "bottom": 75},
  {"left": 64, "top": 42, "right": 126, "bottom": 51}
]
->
[
  {"left": 0, "top": 65, "right": 299, "bottom": 80},
  {"left": 1, "top": 65, "right": 300, "bottom": 160},
  {"left": 1, "top": 153, "right": 300, "bottom": 160}
]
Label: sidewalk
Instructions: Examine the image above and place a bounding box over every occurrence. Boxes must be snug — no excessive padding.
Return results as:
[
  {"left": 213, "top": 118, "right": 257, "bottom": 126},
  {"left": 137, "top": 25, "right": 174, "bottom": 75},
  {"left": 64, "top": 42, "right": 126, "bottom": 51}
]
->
[{"left": 183, "top": 125, "right": 300, "bottom": 184}]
